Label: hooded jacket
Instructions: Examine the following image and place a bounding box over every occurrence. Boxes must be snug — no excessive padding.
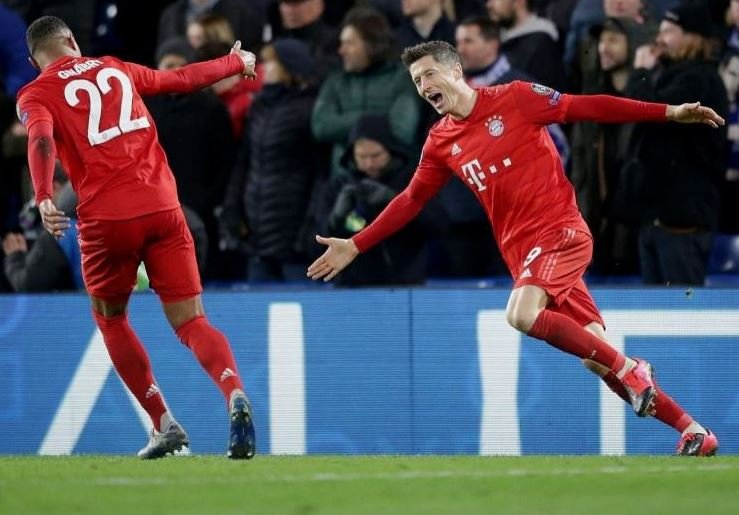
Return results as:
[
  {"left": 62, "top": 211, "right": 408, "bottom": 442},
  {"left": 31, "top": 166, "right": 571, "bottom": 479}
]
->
[
  {"left": 500, "top": 15, "right": 566, "bottom": 91},
  {"left": 318, "top": 115, "right": 447, "bottom": 286}
]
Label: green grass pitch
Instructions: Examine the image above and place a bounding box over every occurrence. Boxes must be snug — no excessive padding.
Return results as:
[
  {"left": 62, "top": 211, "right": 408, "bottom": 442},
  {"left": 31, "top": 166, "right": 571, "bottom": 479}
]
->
[{"left": 1, "top": 455, "right": 738, "bottom": 515}]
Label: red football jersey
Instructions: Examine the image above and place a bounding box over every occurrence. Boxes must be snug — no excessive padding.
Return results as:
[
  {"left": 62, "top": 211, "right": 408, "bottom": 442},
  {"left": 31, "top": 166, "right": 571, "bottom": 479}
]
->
[
  {"left": 16, "top": 54, "right": 243, "bottom": 221},
  {"left": 414, "top": 81, "right": 589, "bottom": 272}
]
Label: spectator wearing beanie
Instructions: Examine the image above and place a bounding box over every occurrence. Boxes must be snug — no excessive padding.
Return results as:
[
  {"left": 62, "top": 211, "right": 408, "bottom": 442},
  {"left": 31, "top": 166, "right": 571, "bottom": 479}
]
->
[
  {"left": 315, "top": 115, "right": 448, "bottom": 286},
  {"left": 623, "top": 2, "right": 728, "bottom": 285}
]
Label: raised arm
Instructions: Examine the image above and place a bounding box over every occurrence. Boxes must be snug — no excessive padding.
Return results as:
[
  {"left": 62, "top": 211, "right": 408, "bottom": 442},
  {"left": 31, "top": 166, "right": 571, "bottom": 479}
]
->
[{"left": 127, "top": 41, "right": 256, "bottom": 96}]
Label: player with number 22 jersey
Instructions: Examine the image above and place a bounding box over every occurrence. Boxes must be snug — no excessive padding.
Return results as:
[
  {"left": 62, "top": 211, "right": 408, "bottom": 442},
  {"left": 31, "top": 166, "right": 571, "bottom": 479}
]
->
[{"left": 18, "top": 16, "right": 258, "bottom": 459}]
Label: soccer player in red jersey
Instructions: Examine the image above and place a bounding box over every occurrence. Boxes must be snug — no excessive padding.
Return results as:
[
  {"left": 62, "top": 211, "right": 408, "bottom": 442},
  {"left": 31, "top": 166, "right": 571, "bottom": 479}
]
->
[
  {"left": 308, "top": 41, "right": 722, "bottom": 456},
  {"left": 17, "top": 16, "right": 256, "bottom": 459}
]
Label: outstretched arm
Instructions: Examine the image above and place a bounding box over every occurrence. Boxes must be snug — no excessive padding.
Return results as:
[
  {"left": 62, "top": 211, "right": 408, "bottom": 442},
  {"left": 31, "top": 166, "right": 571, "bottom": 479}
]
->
[
  {"left": 128, "top": 41, "right": 256, "bottom": 96},
  {"left": 307, "top": 175, "right": 442, "bottom": 282},
  {"left": 565, "top": 94, "right": 725, "bottom": 127}
]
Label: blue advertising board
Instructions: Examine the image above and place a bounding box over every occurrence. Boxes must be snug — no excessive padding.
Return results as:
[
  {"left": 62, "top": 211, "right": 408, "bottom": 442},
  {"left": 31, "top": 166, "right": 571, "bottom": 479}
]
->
[{"left": 1, "top": 288, "right": 737, "bottom": 456}]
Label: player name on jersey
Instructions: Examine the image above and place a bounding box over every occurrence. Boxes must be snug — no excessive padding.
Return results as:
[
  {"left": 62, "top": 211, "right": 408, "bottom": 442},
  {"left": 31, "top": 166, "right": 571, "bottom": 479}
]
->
[{"left": 57, "top": 59, "right": 103, "bottom": 79}]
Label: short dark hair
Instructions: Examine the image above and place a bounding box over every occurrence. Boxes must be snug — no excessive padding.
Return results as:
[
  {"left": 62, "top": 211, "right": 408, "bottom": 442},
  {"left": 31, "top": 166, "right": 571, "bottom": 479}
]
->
[
  {"left": 26, "top": 16, "right": 72, "bottom": 56},
  {"left": 342, "top": 6, "right": 393, "bottom": 65},
  {"left": 401, "top": 40, "right": 460, "bottom": 69},
  {"left": 459, "top": 16, "right": 501, "bottom": 41}
]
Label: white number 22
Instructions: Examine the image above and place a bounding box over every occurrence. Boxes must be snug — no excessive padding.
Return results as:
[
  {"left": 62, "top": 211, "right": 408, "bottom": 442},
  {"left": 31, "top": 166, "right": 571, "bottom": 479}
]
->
[{"left": 64, "top": 68, "right": 150, "bottom": 146}]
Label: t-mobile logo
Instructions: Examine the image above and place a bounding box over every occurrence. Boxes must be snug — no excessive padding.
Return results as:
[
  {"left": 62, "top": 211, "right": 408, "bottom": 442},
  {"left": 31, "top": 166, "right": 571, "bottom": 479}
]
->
[
  {"left": 461, "top": 157, "right": 513, "bottom": 192},
  {"left": 461, "top": 159, "right": 486, "bottom": 191}
]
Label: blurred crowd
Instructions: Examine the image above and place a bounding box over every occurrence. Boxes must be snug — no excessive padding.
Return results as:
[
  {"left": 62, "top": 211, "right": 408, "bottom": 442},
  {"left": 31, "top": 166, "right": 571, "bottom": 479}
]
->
[{"left": 1, "top": 0, "right": 738, "bottom": 292}]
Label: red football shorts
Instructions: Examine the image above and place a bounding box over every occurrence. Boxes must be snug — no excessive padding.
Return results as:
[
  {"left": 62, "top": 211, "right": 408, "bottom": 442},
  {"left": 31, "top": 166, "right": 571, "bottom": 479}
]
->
[
  {"left": 513, "top": 227, "right": 603, "bottom": 327},
  {"left": 79, "top": 207, "right": 202, "bottom": 303}
]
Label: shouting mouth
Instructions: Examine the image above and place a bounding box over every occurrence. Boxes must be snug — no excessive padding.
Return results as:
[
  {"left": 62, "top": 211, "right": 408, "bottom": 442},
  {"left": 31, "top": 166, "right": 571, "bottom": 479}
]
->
[{"left": 428, "top": 92, "right": 443, "bottom": 109}]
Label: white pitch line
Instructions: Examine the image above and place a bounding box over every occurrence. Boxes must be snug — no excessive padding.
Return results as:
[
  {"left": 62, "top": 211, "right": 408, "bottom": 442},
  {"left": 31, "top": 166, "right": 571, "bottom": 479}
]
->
[{"left": 62, "top": 462, "right": 739, "bottom": 486}]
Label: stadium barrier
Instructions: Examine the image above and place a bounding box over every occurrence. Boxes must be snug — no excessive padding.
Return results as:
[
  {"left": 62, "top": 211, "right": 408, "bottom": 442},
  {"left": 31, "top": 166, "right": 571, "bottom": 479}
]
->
[{"left": 1, "top": 289, "right": 737, "bottom": 456}]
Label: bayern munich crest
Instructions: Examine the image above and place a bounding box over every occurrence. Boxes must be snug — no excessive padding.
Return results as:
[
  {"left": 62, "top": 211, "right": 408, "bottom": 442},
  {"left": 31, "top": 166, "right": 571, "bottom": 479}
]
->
[{"left": 487, "top": 115, "right": 504, "bottom": 137}]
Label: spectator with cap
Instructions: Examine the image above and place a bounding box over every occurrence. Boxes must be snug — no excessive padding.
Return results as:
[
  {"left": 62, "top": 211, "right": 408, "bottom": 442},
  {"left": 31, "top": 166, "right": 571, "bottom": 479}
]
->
[
  {"left": 568, "top": 0, "right": 656, "bottom": 96},
  {"left": 222, "top": 38, "right": 326, "bottom": 283},
  {"left": 570, "top": 17, "right": 655, "bottom": 275},
  {"left": 145, "top": 37, "right": 236, "bottom": 278},
  {"left": 565, "top": 0, "right": 679, "bottom": 73},
  {"left": 624, "top": 2, "right": 728, "bottom": 285},
  {"left": 316, "top": 114, "right": 448, "bottom": 286}
]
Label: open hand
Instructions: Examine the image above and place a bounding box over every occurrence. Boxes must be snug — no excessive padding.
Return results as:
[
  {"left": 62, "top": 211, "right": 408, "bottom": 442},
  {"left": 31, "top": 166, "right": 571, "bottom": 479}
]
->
[
  {"left": 667, "top": 102, "right": 725, "bottom": 128},
  {"left": 306, "top": 235, "right": 359, "bottom": 282},
  {"left": 38, "top": 199, "right": 70, "bottom": 238},
  {"left": 230, "top": 40, "right": 257, "bottom": 79}
]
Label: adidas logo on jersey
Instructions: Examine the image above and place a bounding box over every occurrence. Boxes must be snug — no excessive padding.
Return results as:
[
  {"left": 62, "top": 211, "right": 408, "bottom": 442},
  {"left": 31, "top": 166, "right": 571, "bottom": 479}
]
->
[
  {"left": 220, "top": 368, "right": 237, "bottom": 382},
  {"left": 520, "top": 268, "right": 532, "bottom": 279},
  {"left": 451, "top": 143, "right": 462, "bottom": 156},
  {"left": 145, "top": 384, "right": 159, "bottom": 399}
]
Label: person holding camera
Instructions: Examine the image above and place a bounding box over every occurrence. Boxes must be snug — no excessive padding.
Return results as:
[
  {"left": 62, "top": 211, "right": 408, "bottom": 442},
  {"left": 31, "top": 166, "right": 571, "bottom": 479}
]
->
[{"left": 317, "top": 114, "right": 447, "bottom": 286}]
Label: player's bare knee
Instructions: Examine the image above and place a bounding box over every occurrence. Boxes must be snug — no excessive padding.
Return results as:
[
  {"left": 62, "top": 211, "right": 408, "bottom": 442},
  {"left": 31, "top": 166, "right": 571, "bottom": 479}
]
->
[
  {"left": 163, "top": 295, "right": 204, "bottom": 330},
  {"left": 582, "top": 358, "right": 601, "bottom": 374},
  {"left": 505, "top": 306, "right": 537, "bottom": 333},
  {"left": 91, "top": 297, "right": 127, "bottom": 318}
]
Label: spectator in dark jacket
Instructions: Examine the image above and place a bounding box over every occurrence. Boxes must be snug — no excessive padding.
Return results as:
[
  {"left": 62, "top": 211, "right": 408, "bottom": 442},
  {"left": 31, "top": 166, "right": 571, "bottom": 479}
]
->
[
  {"left": 222, "top": 38, "right": 325, "bottom": 283},
  {"left": 145, "top": 37, "right": 236, "bottom": 278},
  {"left": 269, "top": 0, "right": 341, "bottom": 79},
  {"left": 624, "top": 2, "right": 728, "bottom": 285},
  {"left": 569, "top": 17, "right": 655, "bottom": 275},
  {"left": 719, "top": 50, "right": 739, "bottom": 234},
  {"left": 3, "top": 174, "right": 81, "bottom": 292},
  {"left": 486, "top": 0, "right": 567, "bottom": 91},
  {"left": 318, "top": 115, "right": 447, "bottom": 286},
  {"left": 395, "top": 0, "right": 457, "bottom": 50}
]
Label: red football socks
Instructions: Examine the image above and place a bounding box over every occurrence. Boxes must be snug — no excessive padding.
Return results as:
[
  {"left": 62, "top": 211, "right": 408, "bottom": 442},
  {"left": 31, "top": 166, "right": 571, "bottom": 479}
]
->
[
  {"left": 175, "top": 315, "right": 244, "bottom": 401},
  {"left": 528, "top": 309, "right": 626, "bottom": 371},
  {"left": 94, "top": 311, "right": 167, "bottom": 431},
  {"left": 602, "top": 370, "right": 693, "bottom": 433}
]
